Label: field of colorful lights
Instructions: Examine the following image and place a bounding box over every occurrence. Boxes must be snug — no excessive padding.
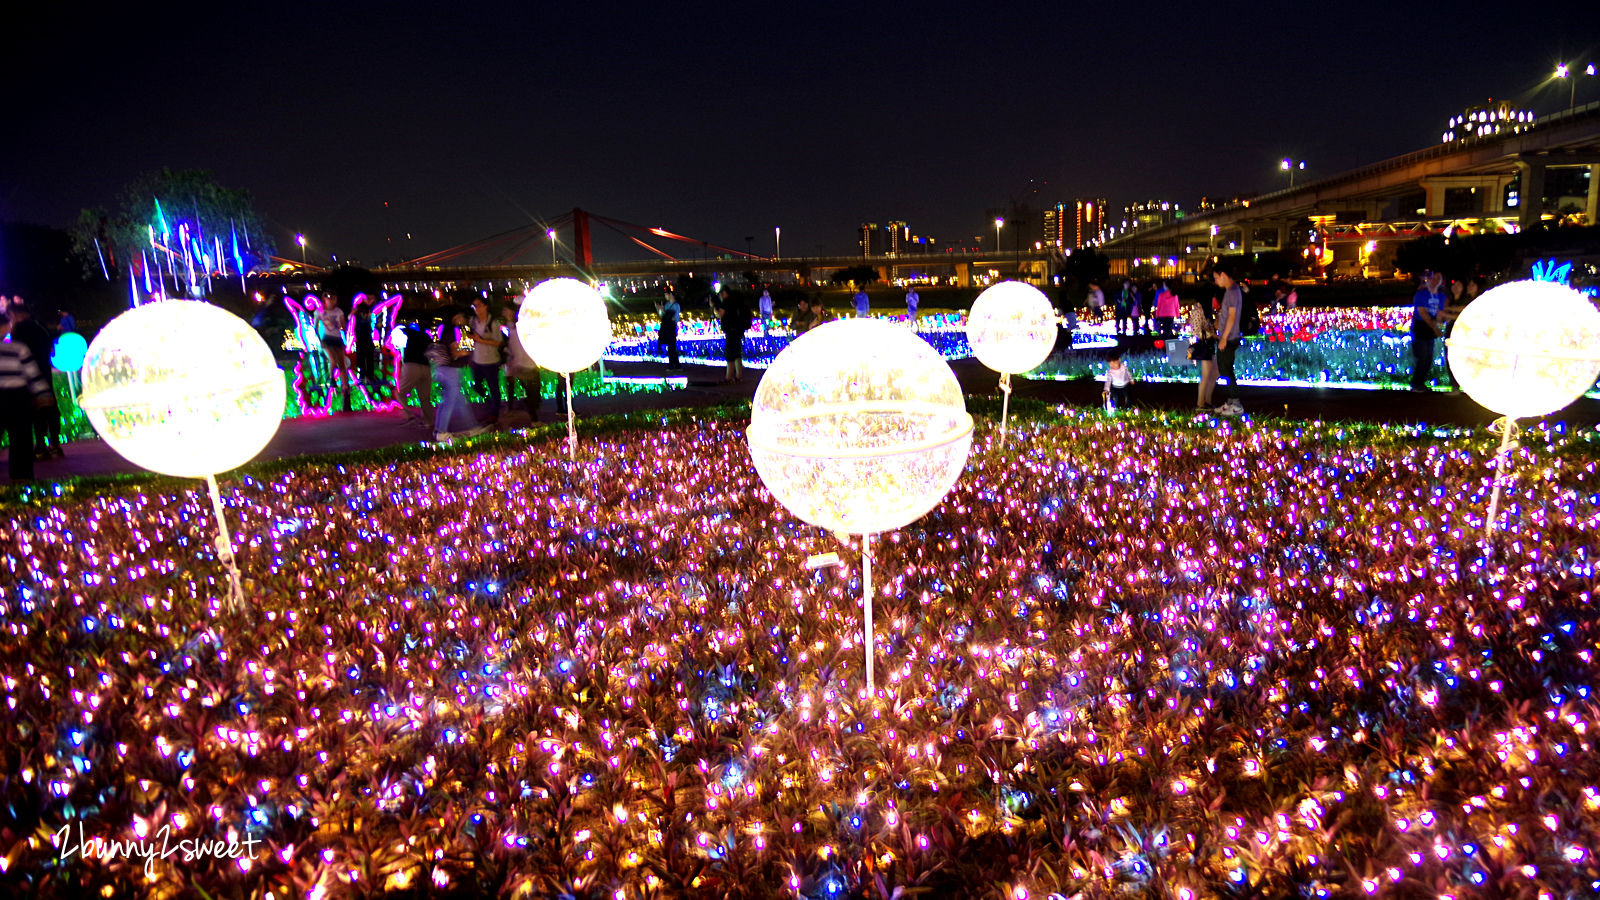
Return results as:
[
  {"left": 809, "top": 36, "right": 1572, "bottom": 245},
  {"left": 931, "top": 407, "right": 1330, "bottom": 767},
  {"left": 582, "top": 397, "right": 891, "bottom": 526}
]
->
[{"left": 3, "top": 406, "right": 1600, "bottom": 898}]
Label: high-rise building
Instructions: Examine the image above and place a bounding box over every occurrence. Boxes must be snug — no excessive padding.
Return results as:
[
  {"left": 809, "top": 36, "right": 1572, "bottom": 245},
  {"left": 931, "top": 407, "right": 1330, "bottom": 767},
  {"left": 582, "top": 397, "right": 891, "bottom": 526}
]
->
[
  {"left": 1043, "top": 203, "right": 1067, "bottom": 248},
  {"left": 886, "top": 221, "right": 909, "bottom": 257},
  {"left": 858, "top": 223, "right": 882, "bottom": 257},
  {"left": 1074, "top": 198, "right": 1108, "bottom": 247}
]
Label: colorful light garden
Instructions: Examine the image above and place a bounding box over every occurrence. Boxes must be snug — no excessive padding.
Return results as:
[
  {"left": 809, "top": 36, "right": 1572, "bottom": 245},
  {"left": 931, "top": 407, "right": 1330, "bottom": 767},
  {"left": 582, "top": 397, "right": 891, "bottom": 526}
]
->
[{"left": 3, "top": 402, "right": 1599, "bottom": 898}]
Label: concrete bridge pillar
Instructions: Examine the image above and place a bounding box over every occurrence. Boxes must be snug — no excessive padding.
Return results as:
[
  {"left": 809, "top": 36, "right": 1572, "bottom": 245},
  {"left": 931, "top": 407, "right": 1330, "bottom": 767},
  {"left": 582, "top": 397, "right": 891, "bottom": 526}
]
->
[
  {"left": 1515, "top": 161, "right": 1547, "bottom": 229},
  {"left": 1588, "top": 165, "right": 1600, "bottom": 226},
  {"left": 877, "top": 265, "right": 892, "bottom": 284},
  {"left": 1420, "top": 174, "right": 1518, "bottom": 217},
  {"left": 955, "top": 262, "right": 972, "bottom": 287}
]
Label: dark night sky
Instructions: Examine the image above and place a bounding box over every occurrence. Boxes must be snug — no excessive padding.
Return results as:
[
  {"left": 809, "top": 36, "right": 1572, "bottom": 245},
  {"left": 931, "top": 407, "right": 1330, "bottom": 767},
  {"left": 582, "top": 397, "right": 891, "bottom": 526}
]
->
[{"left": 2, "top": 0, "right": 1596, "bottom": 265}]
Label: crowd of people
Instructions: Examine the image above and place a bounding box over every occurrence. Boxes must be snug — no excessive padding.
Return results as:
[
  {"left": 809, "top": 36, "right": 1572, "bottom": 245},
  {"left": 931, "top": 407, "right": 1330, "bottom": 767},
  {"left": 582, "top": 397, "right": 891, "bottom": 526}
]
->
[
  {"left": 0, "top": 268, "right": 1530, "bottom": 481},
  {"left": 1082, "top": 265, "right": 1488, "bottom": 418}
]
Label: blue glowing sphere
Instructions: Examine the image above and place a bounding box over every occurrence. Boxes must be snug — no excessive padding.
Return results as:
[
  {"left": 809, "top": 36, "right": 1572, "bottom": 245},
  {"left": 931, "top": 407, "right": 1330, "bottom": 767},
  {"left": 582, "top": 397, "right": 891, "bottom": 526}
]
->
[{"left": 51, "top": 331, "right": 88, "bottom": 372}]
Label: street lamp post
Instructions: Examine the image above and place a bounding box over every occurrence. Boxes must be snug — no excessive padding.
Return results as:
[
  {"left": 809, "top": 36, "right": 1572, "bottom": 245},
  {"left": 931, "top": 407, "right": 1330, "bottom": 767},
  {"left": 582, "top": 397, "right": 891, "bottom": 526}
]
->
[
  {"left": 1280, "top": 158, "right": 1306, "bottom": 188},
  {"left": 775, "top": 226, "right": 781, "bottom": 260},
  {"left": 548, "top": 229, "right": 557, "bottom": 265},
  {"left": 994, "top": 218, "right": 1004, "bottom": 258},
  {"left": 296, "top": 233, "right": 306, "bottom": 266},
  {"left": 1557, "top": 63, "right": 1595, "bottom": 112}
]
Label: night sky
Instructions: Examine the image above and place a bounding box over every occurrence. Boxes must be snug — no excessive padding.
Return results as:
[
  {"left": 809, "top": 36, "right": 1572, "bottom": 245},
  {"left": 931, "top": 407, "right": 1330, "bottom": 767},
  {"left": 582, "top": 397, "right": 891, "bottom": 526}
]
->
[{"left": 2, "top": 0, "right": 1595, "bottom": 265}]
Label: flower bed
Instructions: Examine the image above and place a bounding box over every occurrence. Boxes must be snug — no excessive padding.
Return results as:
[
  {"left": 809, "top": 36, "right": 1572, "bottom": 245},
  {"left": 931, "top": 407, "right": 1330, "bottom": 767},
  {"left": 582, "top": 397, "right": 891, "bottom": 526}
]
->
[{"left": 3, "top": 407, "right": 1599, "bottom": 897}]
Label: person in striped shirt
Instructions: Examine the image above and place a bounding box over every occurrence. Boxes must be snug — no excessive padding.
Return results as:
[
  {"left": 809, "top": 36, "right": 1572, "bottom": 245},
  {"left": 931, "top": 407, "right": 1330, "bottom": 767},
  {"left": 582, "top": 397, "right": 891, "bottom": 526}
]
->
[{"left": 0, "top": 311, "right": 53, "bottom": 481}]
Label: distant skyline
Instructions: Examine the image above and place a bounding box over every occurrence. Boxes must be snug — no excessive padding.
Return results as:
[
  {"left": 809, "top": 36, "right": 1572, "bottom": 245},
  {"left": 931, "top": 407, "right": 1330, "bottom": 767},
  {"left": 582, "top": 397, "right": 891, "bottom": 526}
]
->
[{"left": 3, "top": 0, "right": 1596, "bottom": 265}]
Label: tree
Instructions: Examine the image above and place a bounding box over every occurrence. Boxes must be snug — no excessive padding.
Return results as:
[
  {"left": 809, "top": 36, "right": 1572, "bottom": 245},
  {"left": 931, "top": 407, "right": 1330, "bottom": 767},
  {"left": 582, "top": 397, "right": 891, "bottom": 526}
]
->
[
  {"left": 829, "top": 265, "right": 880, "bottom": 287},
  {"left": 1394, "top": 232, "right": 1519, "bottom": 280},
  {"left": 319, "top": 265, "right": 384, "bottom": 306},
  {"left": 72, "top": 168, "right": 276, "bottom": 290},
  {"left": 1056, "top": 248, "right": 1110, "bottom": 303}
]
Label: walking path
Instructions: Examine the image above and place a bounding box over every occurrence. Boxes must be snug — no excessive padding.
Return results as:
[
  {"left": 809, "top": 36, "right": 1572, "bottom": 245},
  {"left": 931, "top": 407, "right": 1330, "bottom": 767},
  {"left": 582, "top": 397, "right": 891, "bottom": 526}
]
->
[{"left": 5, "top": 358, "right": 1597, "bottom": 485}]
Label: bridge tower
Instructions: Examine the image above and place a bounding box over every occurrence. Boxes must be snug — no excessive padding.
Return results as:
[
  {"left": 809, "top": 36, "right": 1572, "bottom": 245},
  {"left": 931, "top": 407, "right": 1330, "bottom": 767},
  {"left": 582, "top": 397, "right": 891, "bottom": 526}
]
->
[{"left": 572, "top": 208, "right": 593, "bottom": 268}]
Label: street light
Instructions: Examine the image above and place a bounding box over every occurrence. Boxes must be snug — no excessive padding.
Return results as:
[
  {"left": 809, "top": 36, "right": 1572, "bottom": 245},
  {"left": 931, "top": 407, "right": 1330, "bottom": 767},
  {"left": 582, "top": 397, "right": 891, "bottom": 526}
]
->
[
  {"left": 1556, "top": 62, "right": 1595, "bottom": 112},
  {"left": 296, "top": 233, "right": 306, "bottom": 265},
  {"left": 775, "top": 226, "right": 781, "bottom": 260},
  {"left": 1280, "top": 158, "right": 1306, "bottom": 189},
  {"left": 548, "top": 229, "right": 557, "bottom": 265},
  {"left": 994, "top": 217, "right": 1004, "bottom": 257}
]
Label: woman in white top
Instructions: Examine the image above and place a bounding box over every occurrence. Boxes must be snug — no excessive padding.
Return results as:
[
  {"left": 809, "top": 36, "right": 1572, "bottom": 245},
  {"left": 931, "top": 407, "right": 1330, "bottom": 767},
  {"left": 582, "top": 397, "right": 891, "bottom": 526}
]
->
[
  {"left": 1186, "top": 302, "right": 1219, "bottom": 410},
  {"left": 315, "top": 296, "right": 354, "bottom": 410}
]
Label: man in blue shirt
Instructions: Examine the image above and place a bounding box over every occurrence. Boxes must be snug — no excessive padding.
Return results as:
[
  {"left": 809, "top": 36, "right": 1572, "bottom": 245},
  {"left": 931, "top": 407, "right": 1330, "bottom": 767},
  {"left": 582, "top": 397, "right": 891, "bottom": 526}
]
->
[
  {"left": 853, "top": 288, "right": 870, "bottom": 318},
  {"left": 1409, "top": 270, "right": 1446, "bottom": 392}
]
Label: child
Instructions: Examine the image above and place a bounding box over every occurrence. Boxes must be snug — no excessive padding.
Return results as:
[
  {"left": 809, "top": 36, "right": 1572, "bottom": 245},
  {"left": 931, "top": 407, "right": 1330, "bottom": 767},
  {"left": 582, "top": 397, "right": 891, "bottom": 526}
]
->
[{"left": 1103, "top": 350, "right": 1134, "bottom": 411}]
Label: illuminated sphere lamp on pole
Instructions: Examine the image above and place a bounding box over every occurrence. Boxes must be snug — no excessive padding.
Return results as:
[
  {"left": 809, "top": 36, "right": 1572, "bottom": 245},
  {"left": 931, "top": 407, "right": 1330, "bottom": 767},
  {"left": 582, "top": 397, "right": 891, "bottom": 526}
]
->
[
  {"left": 78, "top": 299, "right": 287, "bottom": 607},
  {"left": 747, "top": 318, "right": 973, "bottom": 695},
  {"left": 515, "top": 277, "right": 613, "bottom": 457},
  {"left": 1446, "top": 278, "right": 1600, "bottom": 537},
  {"left": 966, "top": 281, "right": 1058, "bottom": 446}
]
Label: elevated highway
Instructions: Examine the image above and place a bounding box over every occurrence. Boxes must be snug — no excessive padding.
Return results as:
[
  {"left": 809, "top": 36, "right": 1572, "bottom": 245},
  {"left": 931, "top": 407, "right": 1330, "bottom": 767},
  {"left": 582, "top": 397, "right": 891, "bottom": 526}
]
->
[
  {"left": 1101, "top": 102, "right": 1600, "bottom": 277},
  {"left": 260, "top": 250, "right": 1062, "bottom": 292}
]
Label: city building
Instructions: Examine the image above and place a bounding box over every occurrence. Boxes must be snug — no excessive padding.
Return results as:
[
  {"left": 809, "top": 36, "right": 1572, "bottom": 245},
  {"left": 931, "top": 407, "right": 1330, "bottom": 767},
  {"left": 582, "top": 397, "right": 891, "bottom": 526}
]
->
[
  {"left": 886, "top": 221, "right": 909, "bottom": 257},
  {"left": 1073, "top": 198, "right": 1107, "bottom": 247},
  {"left": 1197, "top": 194, "right": 1250, "bottom": 212},
  {"left": 1120, "top": 201, "right": 1182, "bottom": 233},
  {"left": 1043, "top": 203, "right": 1067, "bottom": 248},
  {"left": 1442, "top": 100, "right": 1535, "bottom": 144},
  {"left": 858, "top": 222, "right": 882, "bottom": 257}
]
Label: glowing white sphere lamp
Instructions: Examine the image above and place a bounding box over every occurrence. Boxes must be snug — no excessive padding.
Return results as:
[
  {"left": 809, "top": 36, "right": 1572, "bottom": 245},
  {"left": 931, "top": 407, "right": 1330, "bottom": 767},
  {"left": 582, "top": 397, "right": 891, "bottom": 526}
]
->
[
  {"left": 747, "top": 318, "right": 973, "bottom": 694},
  {"left": 515, "top": 278, "right": 612, "bottom": 456},
  {"left": 78, "top": 299, "right": 286, "bottom": 607},
  {"left": 967, "top": 281, "right": 1057, "bottom": 445},
  {"left": 1446, "top": 278, "right": 1600, "bottom": 537}
]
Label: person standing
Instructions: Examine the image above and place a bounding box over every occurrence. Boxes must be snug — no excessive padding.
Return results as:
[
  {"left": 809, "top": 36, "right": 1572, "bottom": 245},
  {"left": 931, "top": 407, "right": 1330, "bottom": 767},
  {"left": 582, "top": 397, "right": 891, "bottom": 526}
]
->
[
  {"left": 1212, "top": 265, "right": 1245, "bottom": 416},
  {"left": 1186, "top": 300, "right": 1219, "bottom": 410},
  {"left": 1154, "top": 282, "right": 1180, "bottom": 338},
  {"left": 351, "top": 296, "right": 376, "bottom": 388},
  {"left": 428, "top": 310, "right": 484, "bottom": 439},
  {"left": 757, "top": 289, "right": 774, "bottom": 337},
  {"left": 1114, "top": 281, "right": 1133, "bottom": 336},
  {"left": 790, "top": 297, "right": 816, "bottom": 334},
  {"left": 8, "top": 302, "right": 61, "bottom": 457},
  {"left": 316, "top": 296, "right": 354, "bottom": 411},
  {"left": 501, "top": 304, "right": 543, "bottom": 418},
  {"left": 853, "top": 287, "right": 870, "bottom": 318},
  {"left": 1440, "top": 277, "right": 1478, "bottom": 391},
  {"left": 906, "top": 286, "right": 920, "bottom": 320},
  {"left": 1409, "top": 271, "right": 1447, "bottom": 392},
  {"left": 0, "top": 312, "right": 52, "bottom": 481},
  {"left": 394, "top": 318, "right": 435, "bottom": 427},
  {"left": 713, "top": 288, "right": 751, "bottom": 382},
  {"left": 468, "top": 296, "right": 504, "bottom": 423},
  {"left": 1086, "top": 281, "right": 1106, "bottom": 323},
  {"left": 655, "top": 287, "right": 682, "bottom": 370}
]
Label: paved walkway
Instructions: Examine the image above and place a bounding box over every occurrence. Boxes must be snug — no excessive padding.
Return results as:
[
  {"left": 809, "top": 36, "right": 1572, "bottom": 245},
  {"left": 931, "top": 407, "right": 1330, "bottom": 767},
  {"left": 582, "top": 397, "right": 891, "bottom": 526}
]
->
[{"left": 5, "top": 358, "right": 1597, "bottom": 485}]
